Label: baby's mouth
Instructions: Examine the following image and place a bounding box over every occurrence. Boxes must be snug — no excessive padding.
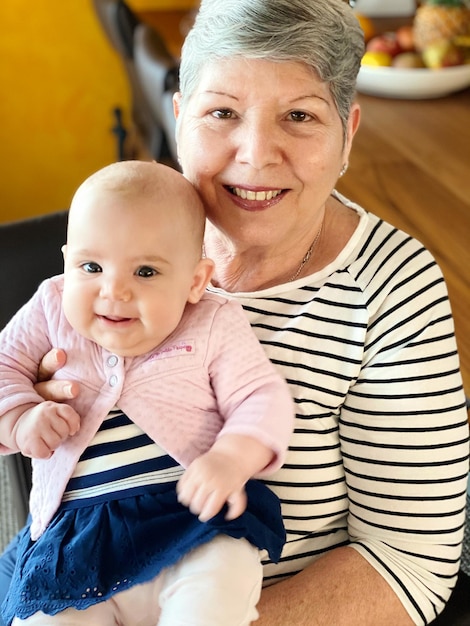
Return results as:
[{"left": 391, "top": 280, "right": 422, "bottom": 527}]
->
[{"left": 98, "top": 315, "right": 133, "bottom": 323}]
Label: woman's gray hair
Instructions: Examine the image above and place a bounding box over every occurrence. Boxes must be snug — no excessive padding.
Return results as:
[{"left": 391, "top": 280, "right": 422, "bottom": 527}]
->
[{"left": 179, "top": 0, "right": 364, "bottom": 138}]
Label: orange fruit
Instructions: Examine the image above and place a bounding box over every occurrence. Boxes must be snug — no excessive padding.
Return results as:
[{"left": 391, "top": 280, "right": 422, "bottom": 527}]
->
[{"left": 355, "top": 12, "right": 376, "bottom": 43}]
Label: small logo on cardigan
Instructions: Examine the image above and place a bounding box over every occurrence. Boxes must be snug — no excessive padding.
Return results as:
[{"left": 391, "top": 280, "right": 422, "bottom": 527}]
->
[{"left": 148, "top": 340, "right": 195, "bottom": 361}]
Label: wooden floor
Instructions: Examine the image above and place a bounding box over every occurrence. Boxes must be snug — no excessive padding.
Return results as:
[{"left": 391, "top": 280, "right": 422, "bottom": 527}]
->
[{"left": 337, "top": 89, "right": 470, "bottom": 399}]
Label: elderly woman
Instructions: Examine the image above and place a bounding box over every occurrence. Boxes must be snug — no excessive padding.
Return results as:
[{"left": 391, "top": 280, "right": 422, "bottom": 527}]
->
[{"left": 1, "top": 0, "right": 469, "bottom": 625}]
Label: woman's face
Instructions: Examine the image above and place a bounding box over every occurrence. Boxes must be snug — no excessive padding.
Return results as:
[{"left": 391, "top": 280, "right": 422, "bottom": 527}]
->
[{"left": 174, "top": 57, "right": 360, "bottom": 251}]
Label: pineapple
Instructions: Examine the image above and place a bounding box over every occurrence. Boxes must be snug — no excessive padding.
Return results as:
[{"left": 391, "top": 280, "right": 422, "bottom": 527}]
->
[{"left": 413, "top": 0, "right": 470, "bottom": 51}]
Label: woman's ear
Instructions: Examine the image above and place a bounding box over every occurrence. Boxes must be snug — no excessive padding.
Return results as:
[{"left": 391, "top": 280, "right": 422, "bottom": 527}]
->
[
  {"left": 187, "top": 258, "right": 215, "bottom": 304},
  {"left": 344, "top": 102, "right": 361, "bottom": 160},
  {"left": 173, "top": 92, "right": 182, "bottom": 120}
]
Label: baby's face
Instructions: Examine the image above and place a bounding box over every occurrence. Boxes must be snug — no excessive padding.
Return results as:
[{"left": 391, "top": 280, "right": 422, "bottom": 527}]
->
[{"left": 62, "top": 189, "right": 207, "bottom": 357}]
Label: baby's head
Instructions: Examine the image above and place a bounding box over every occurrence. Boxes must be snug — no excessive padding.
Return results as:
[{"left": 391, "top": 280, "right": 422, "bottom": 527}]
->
[
  {"left": 68, "top": 160, "right": 207, "bottom": 261},
  {"left": 62, "top": 161, "right": 214, "bottom": 357}
]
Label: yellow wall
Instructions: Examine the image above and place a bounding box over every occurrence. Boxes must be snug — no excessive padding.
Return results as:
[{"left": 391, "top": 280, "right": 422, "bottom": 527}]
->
[
  {"left": 0, "top": 1, "right": 131, "bottom": 223},
  {"left": 128, "top": 0, "right": 197, "bottom": 9}
]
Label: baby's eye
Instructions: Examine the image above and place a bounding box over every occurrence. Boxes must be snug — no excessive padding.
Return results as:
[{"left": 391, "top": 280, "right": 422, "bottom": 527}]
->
[
  {"left": 136, "top": 266, "right": 158, "bottom": 278},
  {"left": 81, "top": 262, "right": 102, "bottom": 273}
]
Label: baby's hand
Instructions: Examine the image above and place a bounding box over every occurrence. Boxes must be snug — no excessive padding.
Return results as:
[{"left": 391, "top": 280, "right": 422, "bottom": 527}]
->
[
  {"left": 14, "top": 401, "right": 80, "bottom": 459},
  {"left": 176, "top": 451, "right": 248, "bottom": 523}
]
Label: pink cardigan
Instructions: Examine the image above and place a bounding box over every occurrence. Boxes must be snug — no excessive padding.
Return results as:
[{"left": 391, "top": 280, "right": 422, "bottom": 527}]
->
[{"left": 0, "top": 276, "right": 294, "bottom": 539}]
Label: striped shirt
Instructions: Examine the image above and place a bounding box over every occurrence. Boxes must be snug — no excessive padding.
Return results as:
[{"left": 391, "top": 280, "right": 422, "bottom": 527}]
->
[
  {"left": 208, "top": 199, "right": 469, "bottom": 626},
  {"left": 62, "top": 409, "right": 184, "bottom": 507}
]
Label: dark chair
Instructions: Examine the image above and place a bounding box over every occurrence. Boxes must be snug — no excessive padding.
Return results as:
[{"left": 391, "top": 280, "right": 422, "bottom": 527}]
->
[
  {"left": 0, "top": 211, "right": 68, "bottom": 526},
  {"left": 431, "top": 570, "right": 470, "bottom": 625},
  {"left": 92, "top": 0, "right": 179, "bottom": 167}
]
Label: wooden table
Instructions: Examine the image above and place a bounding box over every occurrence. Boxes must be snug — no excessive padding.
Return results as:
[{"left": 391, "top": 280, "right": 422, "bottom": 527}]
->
[{"left": 337, "top": 87, "right": 470, "bottom": 398}]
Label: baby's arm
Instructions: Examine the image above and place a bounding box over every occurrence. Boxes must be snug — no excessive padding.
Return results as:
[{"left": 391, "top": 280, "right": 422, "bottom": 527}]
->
[
  {"left": 0, "top": 401, "right": 80, "bottom": 459},
  {"left": 176, "top": 433, "right": 273, "bottom": 522}
]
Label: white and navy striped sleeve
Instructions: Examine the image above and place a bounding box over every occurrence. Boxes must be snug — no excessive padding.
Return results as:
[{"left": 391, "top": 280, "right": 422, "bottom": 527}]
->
[
  {"left": 218, "top": 208, "right": 469, "bottom": 625},
  {"left": 343, "top": 218, "right": 468, "bottom": 624}
]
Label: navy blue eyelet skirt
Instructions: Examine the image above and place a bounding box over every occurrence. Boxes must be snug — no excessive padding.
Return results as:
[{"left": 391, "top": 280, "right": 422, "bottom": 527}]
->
[{"left": 2, "top": 478, "right": 284, "bottom": 624}]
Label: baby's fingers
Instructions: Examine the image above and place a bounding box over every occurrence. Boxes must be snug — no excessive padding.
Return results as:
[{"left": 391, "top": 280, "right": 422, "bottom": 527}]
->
[
  {"left": 54, "top": 403, "right": 81, "bottom": 437},
  {"left": 20, "top": 438, "right": 55, "bottom": 460},
  {"left": 177, "top": 479, "right": 222, "bottom": 522},
  {"left": 225, "top": 490, "right": 247, "bottom": 520},
  {"left": 196, "top": 490, "right": 225, "bottom": 522},
  {"left": 33, "top": 404, "right": 80, "bottom": 455}
]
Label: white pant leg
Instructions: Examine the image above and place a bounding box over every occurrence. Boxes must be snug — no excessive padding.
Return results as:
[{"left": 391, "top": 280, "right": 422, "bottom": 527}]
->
[
  {"left": 12, "top": 537, "right": 262, "bottom": 626},
  {"left": 158, "top": 535, "right": 262, "bottom": 626}
]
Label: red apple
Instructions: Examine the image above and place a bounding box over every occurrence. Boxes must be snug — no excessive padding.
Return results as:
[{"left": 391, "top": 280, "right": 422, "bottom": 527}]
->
[
  {"left": 396, "top": 25, "right": 415, "bottom": 53},
  {"left": 366, "top": 32, "right": 402, "bottom": 58}
]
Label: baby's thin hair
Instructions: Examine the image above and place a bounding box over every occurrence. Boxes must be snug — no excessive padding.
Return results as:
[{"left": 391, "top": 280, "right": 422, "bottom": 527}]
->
[{"left": 70, "top": 161, "right": 207, "bottom": 250}]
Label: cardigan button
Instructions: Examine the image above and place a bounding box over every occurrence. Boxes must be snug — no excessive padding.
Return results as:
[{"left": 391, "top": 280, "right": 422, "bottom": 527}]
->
[
  {"left": 107, "top": 355, "right": 118, "bottom": 367},
  {"left": 109, "top": 375, "right": 118, "bottom": 387}
]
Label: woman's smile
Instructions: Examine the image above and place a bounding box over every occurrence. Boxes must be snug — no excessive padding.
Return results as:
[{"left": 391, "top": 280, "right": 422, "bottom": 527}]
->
[{"left": 225, "top": 185, "right": 287, "bottom": 211}]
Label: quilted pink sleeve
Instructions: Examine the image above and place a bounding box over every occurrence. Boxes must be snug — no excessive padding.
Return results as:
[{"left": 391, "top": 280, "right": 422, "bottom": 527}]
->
[
  {"left": 0, "top": 278, "right": 62, "bottom": 452},
  {"left": 206, "top": 299, "right": 294, "bottom": 474}
]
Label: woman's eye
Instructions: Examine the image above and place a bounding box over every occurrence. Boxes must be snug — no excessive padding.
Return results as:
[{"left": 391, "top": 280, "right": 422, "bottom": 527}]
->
[
  {"left": 288, "top": 110, "right": 312, "bottom": 122},
  {"left": 136, "top": 266, "right": 158, "bottom": 278},
  {"left": 211, "top": 108, "right": 234, "bottom": 120},
  {"left": 81, "top": 262, "right": 102, "bottom": 273}
]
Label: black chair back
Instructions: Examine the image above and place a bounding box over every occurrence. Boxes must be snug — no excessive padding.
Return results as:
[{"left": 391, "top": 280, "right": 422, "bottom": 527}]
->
[{"left": 0, "top": 210, "right": 68, "bottom": 525}]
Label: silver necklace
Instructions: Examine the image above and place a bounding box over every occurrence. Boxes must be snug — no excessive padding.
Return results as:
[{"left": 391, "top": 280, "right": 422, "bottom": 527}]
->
[{"left": 289, "top": 222, "right": 323, "bottom": 282}]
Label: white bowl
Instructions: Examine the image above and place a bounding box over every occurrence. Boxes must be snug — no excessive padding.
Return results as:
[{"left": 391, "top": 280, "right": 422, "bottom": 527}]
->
[{"left": 356, "top": 64, "right": 470, "bottom": 99}]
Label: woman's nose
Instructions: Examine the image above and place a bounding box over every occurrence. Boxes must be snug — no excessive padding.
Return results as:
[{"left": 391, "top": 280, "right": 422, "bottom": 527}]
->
[{"left": 235, "top": 117, "right": 284, "bottom": 169}]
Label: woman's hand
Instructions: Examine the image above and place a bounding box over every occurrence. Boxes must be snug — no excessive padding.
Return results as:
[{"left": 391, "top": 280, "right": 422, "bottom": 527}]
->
[{"left": 34, "top": 349, "right": 80, "bottom": 401}]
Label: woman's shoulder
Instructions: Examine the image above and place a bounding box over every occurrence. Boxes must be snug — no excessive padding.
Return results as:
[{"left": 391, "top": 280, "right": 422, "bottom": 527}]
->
[
  {"left": 349, "top": 207, "right": 437, "bottom": 282},
  {"left": 334, "top": 193, "right": 436, "bottom": 273},
  {"left": 337, "top": 192, "right": 429, "bottom": 254},
  {"left": 335, "top": 196, "right": 447, "bottom": 319}
]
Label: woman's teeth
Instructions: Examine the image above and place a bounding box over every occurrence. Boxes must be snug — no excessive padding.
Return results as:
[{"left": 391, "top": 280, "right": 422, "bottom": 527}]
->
[{"left": 231, "top": 187, "right": 282, "bottom": 201}]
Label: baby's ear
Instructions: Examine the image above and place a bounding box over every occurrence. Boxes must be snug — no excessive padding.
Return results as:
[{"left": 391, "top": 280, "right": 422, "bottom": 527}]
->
[
  {"left": 61, "top": 244, "right": 67, "bottom": 261},
  {"left": 187, "top": 258, "right": 215, "bottom": 304}
]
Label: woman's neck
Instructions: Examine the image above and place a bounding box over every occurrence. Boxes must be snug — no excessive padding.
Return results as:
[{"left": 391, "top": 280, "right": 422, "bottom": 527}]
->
[
  {"left": 204, "top": 234, "right": 281, "bottom": 293},
  {"left": 204, "top": 196, "right": 359, "bottom": 293}
]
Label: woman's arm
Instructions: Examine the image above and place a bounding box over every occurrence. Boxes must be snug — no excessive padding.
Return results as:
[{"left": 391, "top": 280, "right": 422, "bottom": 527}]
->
[{"left": 257, "top": 546, "right": 414, "bottom": 626}]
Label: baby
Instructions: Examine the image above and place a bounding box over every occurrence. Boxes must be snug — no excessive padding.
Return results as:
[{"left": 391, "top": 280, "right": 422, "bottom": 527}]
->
[{"left": 0, "top": 161, "right": 294, "bottom": 626}]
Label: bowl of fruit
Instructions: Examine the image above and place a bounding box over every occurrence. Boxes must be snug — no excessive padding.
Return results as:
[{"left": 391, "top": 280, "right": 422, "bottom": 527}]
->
[{"left": 355, "top": 0, "right": 470, "bottom": 99}]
